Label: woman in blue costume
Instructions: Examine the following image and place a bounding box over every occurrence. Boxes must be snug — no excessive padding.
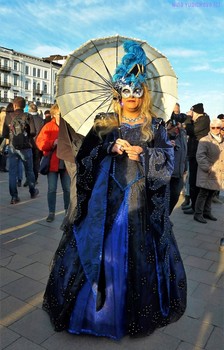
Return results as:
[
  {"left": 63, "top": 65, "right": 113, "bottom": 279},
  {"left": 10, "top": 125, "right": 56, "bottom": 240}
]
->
[{"left": 43, "top": 41, "right": 187, "bottom": 340}]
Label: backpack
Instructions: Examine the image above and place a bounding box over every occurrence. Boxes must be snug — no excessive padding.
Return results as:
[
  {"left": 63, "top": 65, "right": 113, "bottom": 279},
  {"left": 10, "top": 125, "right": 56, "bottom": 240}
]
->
[{"left": 11, "top": 113, "right": 31, "bottom": 149}]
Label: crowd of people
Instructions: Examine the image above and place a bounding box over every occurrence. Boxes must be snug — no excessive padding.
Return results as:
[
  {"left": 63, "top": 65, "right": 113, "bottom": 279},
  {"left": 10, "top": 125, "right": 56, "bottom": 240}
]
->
[{"left": 0, "top": 39, "right": 223, "bottom": 341}]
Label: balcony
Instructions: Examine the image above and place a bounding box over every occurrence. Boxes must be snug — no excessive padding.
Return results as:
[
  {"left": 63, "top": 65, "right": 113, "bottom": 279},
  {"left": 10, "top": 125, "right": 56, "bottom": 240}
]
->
[
  {"left": 0, "top": 65, "right": 11, "bottom": 72},
  {"left": 0, "top": 81, "right": 11, "bottom": 88},
  {"left": 33, "top": 89, "right": 43, "bottom": 96},
  {"left": 0, "top": 97, "right": 12, "bottom": 103}
]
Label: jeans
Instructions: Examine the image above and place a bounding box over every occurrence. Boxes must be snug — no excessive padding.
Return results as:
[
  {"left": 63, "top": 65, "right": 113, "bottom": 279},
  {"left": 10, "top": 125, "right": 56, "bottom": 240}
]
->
[
  {"left": 8, "top": 146, "right": 36, "bottom": 199},
  {"left": 47, "top": 170, "right": 71, "bottom": 213},
  {"left": 17, "top": 158, "right": 23, "bottom": 181}
]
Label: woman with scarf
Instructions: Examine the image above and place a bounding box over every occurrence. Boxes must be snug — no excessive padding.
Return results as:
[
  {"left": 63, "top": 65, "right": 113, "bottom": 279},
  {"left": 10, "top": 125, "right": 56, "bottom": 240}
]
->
[{"left": 194, "top": 118, "right": 224, "bottom": 223}]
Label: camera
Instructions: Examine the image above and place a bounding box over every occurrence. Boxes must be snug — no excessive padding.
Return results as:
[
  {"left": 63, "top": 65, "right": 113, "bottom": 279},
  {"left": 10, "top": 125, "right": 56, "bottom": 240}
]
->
[{"left": 170, "top": 112, "right": 187, "bottom": 126}]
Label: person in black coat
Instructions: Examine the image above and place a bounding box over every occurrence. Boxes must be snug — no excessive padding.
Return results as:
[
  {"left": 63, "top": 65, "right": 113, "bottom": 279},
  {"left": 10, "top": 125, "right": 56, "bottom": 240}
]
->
[
  {"left": 166, "top": 117, "right": 188, "bottom": 215},
  {"left": 183, "top": 103, "right": 210, "bottom": 214}
]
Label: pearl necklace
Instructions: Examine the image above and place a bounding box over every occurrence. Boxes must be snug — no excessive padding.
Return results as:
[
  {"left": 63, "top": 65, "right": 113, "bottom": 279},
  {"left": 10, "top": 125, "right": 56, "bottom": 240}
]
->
[{"left": 122, "top": 115, "right": 142, "bottom": 123}]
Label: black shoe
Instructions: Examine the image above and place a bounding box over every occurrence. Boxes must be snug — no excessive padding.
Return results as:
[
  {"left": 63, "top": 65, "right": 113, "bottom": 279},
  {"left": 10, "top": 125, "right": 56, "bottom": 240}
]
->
[
  {"left": 194, "top": 215, "right": 207, "bottom": 224},
  {"left": 203, "top": 213, "right": 217, "bottom": 221},
  {"left": 183, "top": 208, "right": 194, "bottom": 214},
  {"left": 181, "top": 204, "right": 192, "bottom": 210},
  {"left": 23, "top": 180, "right": 28, "bottom": 187},
  {"left": 219, "top": 238, "right": 224, "bottom": 252},
  {"left": 181, "top": 197, "right": 190, "bottom": 207},
  {"left": 17, "top": 180, "right": 22, "bottom": 187},
  {"left": 46, "top": 213, "right": 55, "bottom": 222},
  {"left": 10, "top": 197, "right": 20, "bottom": 204},
  {"left": 31, "top": 188, "right": 39, "bottom": 199}
]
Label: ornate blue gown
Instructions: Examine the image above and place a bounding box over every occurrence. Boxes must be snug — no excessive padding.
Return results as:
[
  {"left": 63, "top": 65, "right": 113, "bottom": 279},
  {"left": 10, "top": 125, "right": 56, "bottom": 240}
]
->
[{"left": 43, "top": 119, "right": 187, "bottom": 340}]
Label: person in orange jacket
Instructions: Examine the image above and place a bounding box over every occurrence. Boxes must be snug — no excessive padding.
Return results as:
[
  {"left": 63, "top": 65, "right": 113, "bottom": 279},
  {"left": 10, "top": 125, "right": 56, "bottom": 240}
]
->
[{"left": 36, "top": 103, "right": 70, "bottom": 222}]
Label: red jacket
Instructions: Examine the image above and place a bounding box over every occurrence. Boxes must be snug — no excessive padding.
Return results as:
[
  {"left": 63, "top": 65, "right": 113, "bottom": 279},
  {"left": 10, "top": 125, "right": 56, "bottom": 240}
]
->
[{"left": 36, "top": 118, "right": 59, "bottom": 172}]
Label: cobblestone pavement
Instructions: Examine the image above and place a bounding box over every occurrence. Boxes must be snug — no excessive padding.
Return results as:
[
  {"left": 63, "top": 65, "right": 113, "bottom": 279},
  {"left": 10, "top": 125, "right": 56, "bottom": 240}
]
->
[{"left": 1, "top": 171, "right": 224, "bottom": 350}]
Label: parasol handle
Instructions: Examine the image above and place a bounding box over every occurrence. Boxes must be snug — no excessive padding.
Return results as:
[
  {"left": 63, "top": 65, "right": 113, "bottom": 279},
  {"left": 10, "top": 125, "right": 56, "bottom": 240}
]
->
[{"left": 118, "top": 126, "right": 122, "bottom": 138}]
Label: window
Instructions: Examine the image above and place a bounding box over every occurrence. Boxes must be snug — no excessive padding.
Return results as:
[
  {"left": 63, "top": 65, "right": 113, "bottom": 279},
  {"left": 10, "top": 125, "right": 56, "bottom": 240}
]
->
[
  {"left": 25, "top": 66, "right": 29, "bottom": 75},
  {"left": 25, "top": 80, "right": 29, "bottom": 90},
  {"left": 14, "top": 75, "right": 18, "bottom": 86},
  {"left": 33, "top": 67, "right": 36, "bottom": 76},
  {"left": 44, "top": 70, "right": 48, "bottom": 79},
  {"left": 37, "top": 82, "right": 40, "bottom": 91},
  {"left": 44, "top": 84, "right": 47, "bottom": 93},
  {"left": 33, "top": 81, "right": 36, "bottom": 91},
  {"left": 37, "top": 68, "right": 41, "bottom": 78},
  {"left": 4, "top": 58, "right": 9, "bottom": 69},
  {"left": 14, "top": 92, "right": 18, "bottom": 99},
  {"left": 4, "top": 90, "right": 7, "bottom": 99},
  {"left": 3, "top": 73, "right": 8, "bottom": 83},
  {"left": 14, "top": 61, "right": 19, "bottom": 71}
]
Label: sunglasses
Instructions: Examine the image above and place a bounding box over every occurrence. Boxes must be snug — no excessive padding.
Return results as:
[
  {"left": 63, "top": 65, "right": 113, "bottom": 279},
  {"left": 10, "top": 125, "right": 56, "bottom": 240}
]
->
[
  {"left": 221, "top": 128, "right": 224, "bottom": 131},
  {"left": 211, "top": 127, "right": 221, "bottom": 129}
]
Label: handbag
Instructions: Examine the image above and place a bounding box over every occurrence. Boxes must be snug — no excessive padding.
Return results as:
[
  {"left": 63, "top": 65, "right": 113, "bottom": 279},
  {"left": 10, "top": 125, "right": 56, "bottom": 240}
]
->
[{"left": 39, "top": 147, "right": 56, "bottom": 175}]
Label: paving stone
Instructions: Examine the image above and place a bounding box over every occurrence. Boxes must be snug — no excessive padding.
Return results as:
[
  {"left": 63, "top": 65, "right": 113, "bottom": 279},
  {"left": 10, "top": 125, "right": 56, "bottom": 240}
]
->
[
  {"left": 28, "top": 249, "right": 55, "bottom": 265},
  {"left": 0, "top": 248, "right": 14, "bottom": 260},
  {"left": 183, "top": 256, "right": 213, "bottom": 271},
  {"left": 0, "top": 325, "right": 20, "bottom": 348},
  {"left": 187, "top": 279, "right": 199, "bottom": 296},
  {"left": 0, "top": 267, "right": 22, "bottom": 288},
  {"left": 0, "top": 296, "right": 35, "bottom": 326},
  {"left": 0, "top": 289, "right": 8, "bottom": 300},
  {"left": 179, "top": 246, "right": 207, "bottom": 258},
  {"left": 163, "top": 315, "right": 213, "bottom": 348},
  {"left": 9, "top": 308, "right": 55, "bottom": 344},
  {"left": 176, "top": 341, "right": 204, "bottom": 349},
  {"left": 2, "top": 276, "right": 45, "bottom": 300},
  {"left": 26, "top": 291, "right": 45, "bottom": 309},
  {"left": 0, "top": 254, "right": 36, "bottom": 270},
  {"left": 7, "top": 243, "right": 43, "bottom": 257},
  {"left": 42, "top": 329, "right": 180, "bottom": 350},
  {"left": 17, "top": 262, "right": 49, "bottom": 281},
  {"left": 187, "top": 268, "right": 220, "bottom": 285},
  {"left": 203, "top": 251, "right": 224, "bottom": 263},
  {"left": 2, "top": 336, "right": 46, "bottom": 350},
  {"left": 205, "top": 326, "right": 224, "bottom": 350},
  {"left": 191, "top": 283, "right": 223, "bottom": 306}
]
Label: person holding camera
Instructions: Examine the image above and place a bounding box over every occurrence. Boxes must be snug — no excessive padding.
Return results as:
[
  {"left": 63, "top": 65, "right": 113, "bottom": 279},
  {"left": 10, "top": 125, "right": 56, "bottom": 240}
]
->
[{"left": 166, "top": 112, "right": 188, "bottom": 215}]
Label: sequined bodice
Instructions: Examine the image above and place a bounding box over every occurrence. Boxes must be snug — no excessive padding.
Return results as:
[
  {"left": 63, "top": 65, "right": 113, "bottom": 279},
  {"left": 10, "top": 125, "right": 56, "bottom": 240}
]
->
[{"left": 110, "top": 123, "right": 144, "bottom": 190}]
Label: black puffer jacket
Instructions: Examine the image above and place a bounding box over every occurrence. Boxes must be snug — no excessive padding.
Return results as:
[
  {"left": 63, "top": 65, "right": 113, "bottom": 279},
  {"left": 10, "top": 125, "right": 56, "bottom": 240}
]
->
[{"left": 184, "top": 113, "right": 210, "bottom": 158}]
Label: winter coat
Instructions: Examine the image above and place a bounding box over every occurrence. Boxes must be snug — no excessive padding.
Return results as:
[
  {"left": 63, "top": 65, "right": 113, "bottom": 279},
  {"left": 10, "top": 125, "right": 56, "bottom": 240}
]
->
[
  {"left": 184, "top": 113, "right": 210, "bottom": 158},
  {"left": 36, "top": 118, "right": 59, "bottom": 172},
  {"left": 56, "top": 118, "right": 84, "bottom": 164},
  {"left": 168, "top": 127, "right": 187, "bottom": 178},
  {"left": 196, "top": 133, "right": 224, "bottom": 190}
]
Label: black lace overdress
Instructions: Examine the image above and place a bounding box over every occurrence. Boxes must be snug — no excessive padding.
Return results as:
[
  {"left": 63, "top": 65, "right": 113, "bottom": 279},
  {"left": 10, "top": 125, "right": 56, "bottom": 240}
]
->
[{"left": 43, "top": 120, "right": 187, "bottom": 339}]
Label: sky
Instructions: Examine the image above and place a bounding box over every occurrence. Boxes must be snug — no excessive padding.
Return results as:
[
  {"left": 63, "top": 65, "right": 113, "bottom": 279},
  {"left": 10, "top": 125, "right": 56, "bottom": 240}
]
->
[{"left": 0, "top": 0, "right": 224, "bottom": 118}]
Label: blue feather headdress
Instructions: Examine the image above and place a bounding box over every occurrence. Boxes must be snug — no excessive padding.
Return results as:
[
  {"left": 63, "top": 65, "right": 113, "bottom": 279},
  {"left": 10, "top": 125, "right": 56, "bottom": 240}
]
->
[{"left": 112, "top": 40, "right": 147, "bottom": 93}]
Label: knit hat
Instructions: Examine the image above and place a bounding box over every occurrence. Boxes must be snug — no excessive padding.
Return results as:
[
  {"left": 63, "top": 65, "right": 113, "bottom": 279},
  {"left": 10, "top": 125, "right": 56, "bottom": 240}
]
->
[{"left": 191, "top": 103, "right": 204, "bottom": 114}]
